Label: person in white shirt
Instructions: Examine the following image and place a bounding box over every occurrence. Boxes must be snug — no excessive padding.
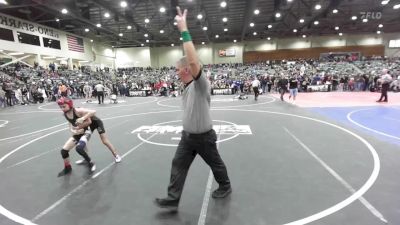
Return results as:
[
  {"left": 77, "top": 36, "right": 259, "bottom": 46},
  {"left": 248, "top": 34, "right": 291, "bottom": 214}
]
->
[
  {"left": 251, "top": 77, "right": 261, "bottom": 100},
  {"left": 377, "top": 69, "right": 392, "bottom": 102},
  {"left": 40, "top": 87, "right": 47, "bottom": 100},
  {"left": 95, "top": 82, "right": 105, "bottom": 104},
  {"left": 83, "top": 83, "right": 92, "bottom": 101},
  {"left": 15, "top": 87, "right": 22, "bottom": 104}
]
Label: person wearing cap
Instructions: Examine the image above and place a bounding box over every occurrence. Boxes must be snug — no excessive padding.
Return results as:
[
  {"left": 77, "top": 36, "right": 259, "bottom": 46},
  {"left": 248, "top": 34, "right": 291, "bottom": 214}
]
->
[
  {"left": 154, "top": 6, "right": 231, "bottom": 211},
  {"left": 376, "top": 69, "right": 392, "bottom": 102}
]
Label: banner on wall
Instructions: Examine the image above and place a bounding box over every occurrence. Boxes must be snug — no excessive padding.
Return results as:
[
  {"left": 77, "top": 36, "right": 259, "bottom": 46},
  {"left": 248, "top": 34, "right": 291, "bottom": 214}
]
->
[
  {"left": 389, "top": 40, "right": 400, "bottom": 48},
  {"left": 67, "top": 35, "right": 85, "bottom": 52},
  {"left": 319, "top": 52, "right": 360, "bottom": 61},
  {"left": 0, "top": 13, "right": 60, "bottom": 39},
  {"left": 219, "top": 48, "right": 236, "bottom": 57},
  {"left": 129, "top": 90, "right": 152, "bottom": 97},
  {"left": 212, "top": 88, "right": 232, "bottom": 95}
]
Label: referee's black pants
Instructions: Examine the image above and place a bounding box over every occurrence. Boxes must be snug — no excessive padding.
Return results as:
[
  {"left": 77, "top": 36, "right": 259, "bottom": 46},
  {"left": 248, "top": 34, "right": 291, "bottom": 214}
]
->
[
  {"left": 378, "top": 83, "right": 389, "bottom": 102},
  {"left": 253, "top": 87, "right": 259, "bottom": 100},
  {"left": 97, "top": 91, "right": 104, "bottom": 104},
  {"left": 166, "top": 129, "right": 231, "bottom": 201},
  {"left": 279, "top": 87, "right": 286, "bottom": 101}
]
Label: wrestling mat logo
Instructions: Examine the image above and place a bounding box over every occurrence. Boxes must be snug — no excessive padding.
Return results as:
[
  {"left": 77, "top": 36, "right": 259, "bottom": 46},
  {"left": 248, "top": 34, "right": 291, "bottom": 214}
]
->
[{"left": 132, "top": 120, "right": 252, "bottom": 147}]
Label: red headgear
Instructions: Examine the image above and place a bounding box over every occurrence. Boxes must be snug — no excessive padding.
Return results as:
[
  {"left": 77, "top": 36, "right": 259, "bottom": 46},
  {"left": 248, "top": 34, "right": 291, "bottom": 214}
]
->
[{"left": 57, "top": 97, "right": 73, "bottom": 108}]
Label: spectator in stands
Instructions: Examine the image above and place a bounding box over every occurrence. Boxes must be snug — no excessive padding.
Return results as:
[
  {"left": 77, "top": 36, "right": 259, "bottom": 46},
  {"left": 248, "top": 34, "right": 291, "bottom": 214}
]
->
[
  {"left": 58, "top": 82, "right": 68, "bottom": 97},
  {"left": 277, "top": 76, "right": 288, "bottom": 101},
  {"left": 122, "top": 82, "right": 129, "bottom": 97},
  {"left": 332, "top": 75, "right": 339, "bottom": 91},
  {"left": 21, "top": 85, "right": 29, "bottom": 104},
  {"left": 312, "top": 74, "right": 321, "bottom": 85},
  {"left": 49, "top": 62, "right": 55, "bottom": 72},
  {"left": 2, "top": 79, "right": 13, "bottom": 106},
  {"left": 230, "top": 82, "right": 236, "bottom": 95},
  {"left": 0, "top": 88, "right": 5, "bottom": 108},
  {"left": 261, "top": 76, "right": 267, "bottom": 94},
  {"left": 112, "top": 83, "right": 118, "bottom": 96},
  {"left": 15, "top": 62, "right": 21, "bottom": 71},
  {"left": 267, "top": 76, "right": 273, "bottom": 93},
  {"left": 340, "top": 76, "right": 348, "bottom": 91},
  {"left": 376, "top": 69, "right": 392, "bottom": 102},
  {"left": 78, "top": 83, "right": 84, "bottom": 98},
  {"left": 363, "top": 74, "right": 369, "bottom": 91},
  {"left": 288, "top": 75, "right": 299, "bottom": 102},
  {"left": 38, "top": 86, "right": 47, "bottom": 102},
  {"left": 348, "top": 77, "right": 355, "bottom": 91}
]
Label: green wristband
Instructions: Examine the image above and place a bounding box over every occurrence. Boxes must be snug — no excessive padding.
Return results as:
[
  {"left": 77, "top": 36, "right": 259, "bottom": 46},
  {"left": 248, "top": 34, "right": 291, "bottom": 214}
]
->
[{"left": 181, "top": 31, "right": 192, "bottom": 42}]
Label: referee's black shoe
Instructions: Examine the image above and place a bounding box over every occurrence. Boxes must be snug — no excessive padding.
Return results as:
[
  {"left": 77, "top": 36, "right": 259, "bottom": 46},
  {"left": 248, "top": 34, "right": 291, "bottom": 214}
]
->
[
  {"left": 154, "top": 198, "right": 178, "bottom": 211},
  {"left": 212, "top": 186, "right": 232, "bottom": 198}
]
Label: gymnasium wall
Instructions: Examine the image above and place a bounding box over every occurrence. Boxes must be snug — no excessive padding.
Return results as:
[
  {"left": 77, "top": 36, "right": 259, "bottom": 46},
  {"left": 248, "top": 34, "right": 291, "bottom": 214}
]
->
[
  {"left": 196, "top": 45, "right": 213, "bottom": 65},
  {"left": 0, "top": 12, "right": 94, "bottom": 66},
  {"left": 115, "top": 47, "right": 151, "bottom": 68},
  {"left": 92, "top": 44, "right": 115, "bottom": 69},
  {"left": 150, "top": 46, "right": 183, "bottom": 68},
  {"left": 117, "top": 33, "right": 397, "bottom": 68},
  {"left": 212, "top": 43, "right": 244, "bottom": 64},
  {"left": 244, "top": 45, "right": 385, "bottom": 62},
  {"left": 243, "top": 33, "right": 392, "bottom": 62},
  {"left": 382, "top": 32, "right": 400, "bottom": 57},
  {"left": 1, "top": 11, "right": 398, "bottom": 69}
]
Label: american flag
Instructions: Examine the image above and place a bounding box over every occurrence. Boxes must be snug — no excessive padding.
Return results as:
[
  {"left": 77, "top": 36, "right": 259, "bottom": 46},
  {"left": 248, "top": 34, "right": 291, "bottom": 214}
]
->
[{"left": 67, "top": 35, "right": 84, "bottom": 52}]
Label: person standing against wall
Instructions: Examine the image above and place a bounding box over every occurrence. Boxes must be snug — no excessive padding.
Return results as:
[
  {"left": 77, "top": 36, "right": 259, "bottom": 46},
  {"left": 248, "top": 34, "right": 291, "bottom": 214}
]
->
[{"left": 154, "top": 6, "right": 231, "bottom": 211}]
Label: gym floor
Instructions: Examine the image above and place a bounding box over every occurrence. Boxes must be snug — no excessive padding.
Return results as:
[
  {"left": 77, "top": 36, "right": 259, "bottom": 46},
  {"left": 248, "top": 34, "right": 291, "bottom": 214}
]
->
[{"left": 0, "top": 92, "right": 399, "bottom": 225}]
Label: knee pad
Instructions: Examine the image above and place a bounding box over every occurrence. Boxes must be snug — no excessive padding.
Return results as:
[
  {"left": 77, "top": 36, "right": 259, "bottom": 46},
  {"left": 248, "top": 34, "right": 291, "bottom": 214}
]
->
[
  {"left": 75, "top": 141, "right": 86, "bottom": 154},
  {"left": 61, "top": 149, "right": 69, "bottom": 159}
]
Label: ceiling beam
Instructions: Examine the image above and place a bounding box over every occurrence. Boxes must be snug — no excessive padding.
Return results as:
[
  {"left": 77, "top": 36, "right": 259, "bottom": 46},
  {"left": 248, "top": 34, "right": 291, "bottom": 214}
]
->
[
  {"left": 31, "top": 11, "right": 48, "bottom": 21},
  {"left": 31, "top": 1, "right": 139, "bottom": 45},
  {"left": 297, "top": 0, "right": 343, "bottom": 33},
  {"left": 240, "top": 0, "right": 258, "bottom": 41},
  {"left": 130, "top": 0, "right": 143, "bottom": 9},
  {"left": 0, "top": 3, "right": 38, "bottom": 10},
  {"left": 92, "top": 0, "right": 172, "bottom": 43},
  {"left": 277, "top": 0, "right": 297, "bottom": 36},
  {"left": 299, "top": 0, "right": 310, "bottom": 9},
  {"left": 197, "top": 0, "right": 210, "bottom": 43},
  {"left": 35, "top": 18, "right": 75, "bottom": 23}
]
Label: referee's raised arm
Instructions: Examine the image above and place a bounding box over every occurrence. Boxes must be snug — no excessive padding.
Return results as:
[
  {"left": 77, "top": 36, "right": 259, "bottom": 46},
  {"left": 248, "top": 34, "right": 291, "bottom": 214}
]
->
[{"left": 175, "top": 6, "right": 201, "bottom": 79}]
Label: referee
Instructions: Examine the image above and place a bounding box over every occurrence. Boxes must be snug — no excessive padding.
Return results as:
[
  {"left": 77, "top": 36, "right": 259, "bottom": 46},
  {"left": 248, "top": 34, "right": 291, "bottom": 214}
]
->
[
  {"left": 154, "top": 6, "right": 232, "bottom": 211},
  {"left": 376, "top": 69, "right": 392, "bottom": 103},
  {"left": 251, "top": 77, "right": 261, "bottom": 100}
]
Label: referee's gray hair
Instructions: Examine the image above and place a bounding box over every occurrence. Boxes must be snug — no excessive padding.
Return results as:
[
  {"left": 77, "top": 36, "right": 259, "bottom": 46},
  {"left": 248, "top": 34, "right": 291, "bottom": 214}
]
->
[
  {"left": 177, "top": 56, "right": 204, "bottom": 69},
  {"left": 177, "top": 56, "right": 189, "bottom": 68}
]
